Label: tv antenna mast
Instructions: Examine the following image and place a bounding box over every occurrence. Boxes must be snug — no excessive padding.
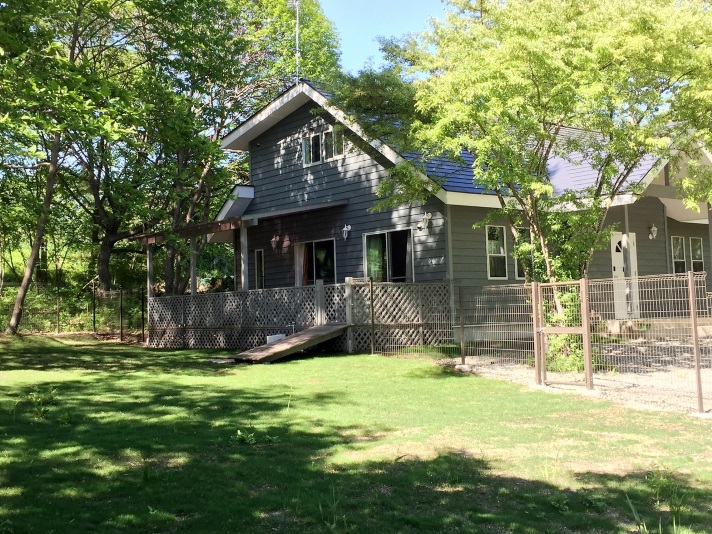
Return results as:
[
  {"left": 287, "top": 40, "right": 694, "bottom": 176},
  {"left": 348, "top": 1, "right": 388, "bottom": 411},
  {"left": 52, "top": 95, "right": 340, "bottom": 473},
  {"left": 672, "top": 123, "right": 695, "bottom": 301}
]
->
[{"left": 287, "top": 0, "right": 300, "bottom": 84}]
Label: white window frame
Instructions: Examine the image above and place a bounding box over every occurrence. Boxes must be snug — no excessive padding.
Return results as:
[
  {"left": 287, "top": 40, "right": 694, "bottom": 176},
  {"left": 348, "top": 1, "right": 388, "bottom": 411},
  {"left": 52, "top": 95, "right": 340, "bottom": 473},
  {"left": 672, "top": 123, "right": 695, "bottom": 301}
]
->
[
  {"left": 323, "top": 126, "right": 345, "bottom": 161},
  {"left": 486, "top": 225, "right": 508, "bottom": 280},
  {"left": 514, "top": 227, "right": 532, "bottom": 280},
  {"left": 690, "top": 237, "right": 704, "bottom": 272},
  {"left": 254, "top": 249, "right": 264, "bottom": 290},
  {"left": 294, "top": 238, "right": 337, "bottom": 286},
  {"left": 362, "top": 229, "right": 415, "bottom": 283},
  {"left": 671, "top": 236, "right": 686, "bottom": 274},
  {"left": 302, "top": 132, "right": 322, "bottom": 166}
]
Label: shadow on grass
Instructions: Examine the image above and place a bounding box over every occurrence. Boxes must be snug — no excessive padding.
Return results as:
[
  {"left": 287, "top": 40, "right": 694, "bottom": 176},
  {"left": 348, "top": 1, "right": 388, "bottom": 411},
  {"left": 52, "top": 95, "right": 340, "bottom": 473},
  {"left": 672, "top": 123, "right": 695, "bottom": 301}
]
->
[
  {"left": 0, "top": 334, "right": 234, "bottom": 376},
  {"left": 1, "top": 373, "right": 710, "bottom": 533}
]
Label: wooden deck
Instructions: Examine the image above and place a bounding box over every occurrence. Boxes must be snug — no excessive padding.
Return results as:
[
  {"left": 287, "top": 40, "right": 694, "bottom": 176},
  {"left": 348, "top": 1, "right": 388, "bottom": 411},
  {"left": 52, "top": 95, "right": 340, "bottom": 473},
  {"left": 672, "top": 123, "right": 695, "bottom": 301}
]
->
[{"left": 233, "top": 324, "right": 348, "bottom": 363}]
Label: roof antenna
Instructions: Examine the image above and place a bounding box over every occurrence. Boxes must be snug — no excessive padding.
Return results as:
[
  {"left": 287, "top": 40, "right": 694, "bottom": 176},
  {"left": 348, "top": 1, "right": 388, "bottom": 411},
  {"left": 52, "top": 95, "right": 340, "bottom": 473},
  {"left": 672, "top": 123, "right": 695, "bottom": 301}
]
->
[{"left": 287, "top": 0, "right": 300, "bottom": 84}]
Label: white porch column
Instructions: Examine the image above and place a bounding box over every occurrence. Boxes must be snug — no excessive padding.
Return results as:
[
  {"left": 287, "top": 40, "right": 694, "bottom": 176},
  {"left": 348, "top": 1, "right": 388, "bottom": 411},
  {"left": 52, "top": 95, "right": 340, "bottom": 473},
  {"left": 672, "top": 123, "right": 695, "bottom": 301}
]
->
[
  {"left": 240, "top": 226, "right": 249, "bottom": 290},
  {"left": 232, "top": 228, "right": 240, "bottom": 290}
]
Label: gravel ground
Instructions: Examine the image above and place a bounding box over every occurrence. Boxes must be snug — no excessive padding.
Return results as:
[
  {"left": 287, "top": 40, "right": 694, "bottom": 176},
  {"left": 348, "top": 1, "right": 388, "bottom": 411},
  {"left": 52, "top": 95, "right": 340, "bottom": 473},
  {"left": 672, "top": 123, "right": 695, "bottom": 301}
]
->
[{"left": 441, "top": 354, "right": 712, "bottom": 415}]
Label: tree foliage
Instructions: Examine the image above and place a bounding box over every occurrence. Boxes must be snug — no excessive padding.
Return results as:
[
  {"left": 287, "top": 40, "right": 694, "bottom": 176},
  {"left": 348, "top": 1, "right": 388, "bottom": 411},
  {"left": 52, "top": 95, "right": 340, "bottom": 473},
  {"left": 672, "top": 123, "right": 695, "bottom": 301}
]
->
[
  {"left": 338, "top": 0, "right": 712, "bottom": 281},
  {"left": 0, "top": 0, "right": 340, "bottom": 332}
]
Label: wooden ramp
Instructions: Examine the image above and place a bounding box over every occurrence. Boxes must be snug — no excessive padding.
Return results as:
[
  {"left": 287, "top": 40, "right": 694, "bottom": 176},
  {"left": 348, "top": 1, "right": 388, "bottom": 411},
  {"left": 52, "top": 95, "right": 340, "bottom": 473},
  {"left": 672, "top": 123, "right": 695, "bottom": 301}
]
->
[{"left": 234, "top": 324, "right": 347, "bottom": 363}]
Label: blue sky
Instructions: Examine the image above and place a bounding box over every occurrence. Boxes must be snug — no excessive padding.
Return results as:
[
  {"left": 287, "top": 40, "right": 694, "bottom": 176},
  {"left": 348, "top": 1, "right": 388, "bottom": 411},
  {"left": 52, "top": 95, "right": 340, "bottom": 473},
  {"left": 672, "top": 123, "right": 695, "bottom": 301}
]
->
[{"left": 319, "top": 0, "right": 447, "bottom": 73}]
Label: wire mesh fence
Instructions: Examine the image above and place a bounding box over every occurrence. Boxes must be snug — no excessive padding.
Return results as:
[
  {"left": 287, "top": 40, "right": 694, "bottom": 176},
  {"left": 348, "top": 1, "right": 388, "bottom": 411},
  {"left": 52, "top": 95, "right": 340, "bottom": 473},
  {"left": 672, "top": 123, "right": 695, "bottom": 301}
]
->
[
  {"left": 586, "top": 273, "right": 710, "bottom": 413},
  {"left": 0, "top": 285, "right": 146, "bottom": 338}
]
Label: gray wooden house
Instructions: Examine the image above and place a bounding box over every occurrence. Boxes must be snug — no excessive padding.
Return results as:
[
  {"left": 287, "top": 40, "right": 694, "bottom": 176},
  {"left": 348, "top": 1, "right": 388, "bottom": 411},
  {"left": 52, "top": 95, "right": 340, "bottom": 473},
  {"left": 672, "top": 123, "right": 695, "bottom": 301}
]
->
[{"left": 209, "top": 80, "right": 712, "bottom": 316}]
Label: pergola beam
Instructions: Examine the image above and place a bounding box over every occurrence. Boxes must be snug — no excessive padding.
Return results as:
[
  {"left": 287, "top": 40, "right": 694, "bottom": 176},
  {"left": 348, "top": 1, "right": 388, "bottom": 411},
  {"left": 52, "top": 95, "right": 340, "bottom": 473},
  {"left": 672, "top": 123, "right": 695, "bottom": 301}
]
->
[{"left": 133, "top": 216, "right": 244, "bottom": 245}]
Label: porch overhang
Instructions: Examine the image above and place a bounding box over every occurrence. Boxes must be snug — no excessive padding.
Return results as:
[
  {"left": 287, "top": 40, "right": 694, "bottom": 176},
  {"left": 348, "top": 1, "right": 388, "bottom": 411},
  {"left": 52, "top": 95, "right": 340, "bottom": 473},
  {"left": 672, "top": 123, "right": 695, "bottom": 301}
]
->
[
  {"left": 659, "top": 198, "right": 709, "bottom": 224},
  {"left": 208, "top": 199, "right": 350, "bottom": 243}
]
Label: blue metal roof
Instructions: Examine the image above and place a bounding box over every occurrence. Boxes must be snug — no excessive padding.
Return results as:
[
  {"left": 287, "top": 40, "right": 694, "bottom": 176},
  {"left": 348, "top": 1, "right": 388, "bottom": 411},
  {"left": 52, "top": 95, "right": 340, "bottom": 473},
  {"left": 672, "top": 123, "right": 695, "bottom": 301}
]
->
[{"left": 403, "top": 130, "right": 660, "bottom": 196}]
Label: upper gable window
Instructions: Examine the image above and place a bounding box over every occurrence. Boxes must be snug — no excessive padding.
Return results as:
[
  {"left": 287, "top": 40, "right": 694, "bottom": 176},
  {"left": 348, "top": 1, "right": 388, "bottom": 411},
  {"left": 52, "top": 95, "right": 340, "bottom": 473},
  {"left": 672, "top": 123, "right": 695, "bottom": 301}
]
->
[
  {"left": 324, "top": 126, "right": 344, "bottom": 160},
  {"left": 302, "top": 133, "right": 321, "bottom": 165}
]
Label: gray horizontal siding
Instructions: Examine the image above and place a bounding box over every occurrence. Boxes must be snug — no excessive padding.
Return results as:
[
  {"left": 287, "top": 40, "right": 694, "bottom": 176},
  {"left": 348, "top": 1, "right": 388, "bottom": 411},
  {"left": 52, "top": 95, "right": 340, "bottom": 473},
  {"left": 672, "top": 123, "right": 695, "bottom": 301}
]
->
[
  {"left": 242, "top": 102, "right": 447, "bottom": 288},
  {"left": 449, "top": 205, "right": 524, "bottom": 286},
  {"left": 588, "top": 197, "right": 669, "bottom": 279}
]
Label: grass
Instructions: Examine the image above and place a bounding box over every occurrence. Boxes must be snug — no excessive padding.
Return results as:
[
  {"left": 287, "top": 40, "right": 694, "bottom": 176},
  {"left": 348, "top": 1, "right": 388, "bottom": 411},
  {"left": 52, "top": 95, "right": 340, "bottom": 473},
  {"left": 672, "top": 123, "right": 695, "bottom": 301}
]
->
[{"left": 0, "top": 335, "right": 711, "bottom": 533}]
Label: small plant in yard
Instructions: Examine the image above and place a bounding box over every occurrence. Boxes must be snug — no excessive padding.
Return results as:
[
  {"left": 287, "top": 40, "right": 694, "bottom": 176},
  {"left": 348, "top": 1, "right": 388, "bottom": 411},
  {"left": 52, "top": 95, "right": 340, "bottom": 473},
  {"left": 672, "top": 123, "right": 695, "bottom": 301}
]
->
[
  {"left": 548, "top": 493, "right": 570, "bottom": 513},
  {"left": 320, "top": 485, "right": 351, "bottom": 532},
  {"left": 26, "top": 386, "right": 58, "bottom": 420},
  {"left": 580, "top": 494, "right": 607, "bottom": 513},
  {"left": 230, "top": 425, "right": 280, "bottom": 446},
  {"left": 232, "top": 426, "right": 258, "bottom": 445},
  {"left": 3, "top": 398, "right": 21, "bottom": 422},
  {"left": 141, "top": 456, "right": 154, "bottom": 484},
  {"left": 0, "top": 519, "right": 14, "bottom": 534}
]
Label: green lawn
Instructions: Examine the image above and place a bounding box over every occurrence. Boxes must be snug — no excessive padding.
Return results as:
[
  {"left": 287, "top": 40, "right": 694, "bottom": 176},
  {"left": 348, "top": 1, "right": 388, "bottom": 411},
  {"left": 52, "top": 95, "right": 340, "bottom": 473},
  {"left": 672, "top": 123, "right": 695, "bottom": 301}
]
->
[{"left": 0, "top": 336, "right": 710, "bottom": 533}]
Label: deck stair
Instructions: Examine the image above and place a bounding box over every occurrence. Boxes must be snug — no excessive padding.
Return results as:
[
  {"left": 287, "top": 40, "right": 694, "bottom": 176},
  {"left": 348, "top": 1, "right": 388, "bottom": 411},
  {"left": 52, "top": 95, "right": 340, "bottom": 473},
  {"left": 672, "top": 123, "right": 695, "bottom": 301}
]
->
[{"left": 233, "top": 324, "right": 347, "bottom": 363}]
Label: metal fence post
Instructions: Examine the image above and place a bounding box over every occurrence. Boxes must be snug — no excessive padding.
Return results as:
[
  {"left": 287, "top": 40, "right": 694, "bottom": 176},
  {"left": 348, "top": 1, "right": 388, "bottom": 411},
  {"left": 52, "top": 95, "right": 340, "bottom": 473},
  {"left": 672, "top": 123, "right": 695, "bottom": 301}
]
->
[
  {"left": 539, "top": 283, "right": 548, "bottom": 385},
  {"left": 580, "top": 278, "right": 594, "bottom": 390},
  {"left": 56, "top": 286, "right": 60, "bottom": 334},
  {"left": 92, "top": 280, "right": 97, "bottom": 334},
  {"left": 687, "top": 271, "right": 705, "bottom": 413},
  {"left": 459, "top": 285, "right": 465, "bottom": 365},
  {"left": 532, "top": 282, "right": 542, "bottom": 385},
  {"left": 119, "top": 286, "right": 124, "bottom": 342}
]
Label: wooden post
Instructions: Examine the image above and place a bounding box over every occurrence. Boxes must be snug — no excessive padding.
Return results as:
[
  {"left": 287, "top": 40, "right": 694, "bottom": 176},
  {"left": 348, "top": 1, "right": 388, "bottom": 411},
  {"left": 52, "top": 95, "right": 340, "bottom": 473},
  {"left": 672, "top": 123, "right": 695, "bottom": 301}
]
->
[
  {"left": 580, "top": 278, "right": 594, "bottom": 390},
  {"left": 688, "top": 271, "right": 705, "bottom": 413},
  {"left": 190, "top": 237, "right": 197, "bottom": 296},
  {"left": 141, "top": 286, "right": 145, "bottom": 344},
  {"left": 459, "top": 285, "right": 465, "bottom": 365},
  {"left": 146, "top": 245, "right": 154, "bottom": 298},
  {"left": 315, "top": 279, "right": 325, "bottom": 326},
  {"left": 345, "top": 277, "right": 354, "bottom": 353},
  {"left": 369, "top": 277, "right": 375, "bottom": 355},
  {"left": 532, "top": 282, "right": 542, "bottom": 385},
  {"left": 146, "top": 245, "right": 154, "bottom": 347},
  {"left": 418, "top": 283, "right": 425, "bottom": 346}
]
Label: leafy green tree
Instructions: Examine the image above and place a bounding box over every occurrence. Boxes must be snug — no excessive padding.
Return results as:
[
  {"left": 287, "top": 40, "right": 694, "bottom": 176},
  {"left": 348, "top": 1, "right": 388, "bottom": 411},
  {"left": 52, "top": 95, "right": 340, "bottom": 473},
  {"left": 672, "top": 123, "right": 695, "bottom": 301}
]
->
[
  {"left": 0, "top": 0, "right": 138, "bottom": 333},
  {"left": 141, "top": 0, "right": 340, "bottom": 294},
  {"left": 338, "top": 0, "right": 712, "bottom": 282}
]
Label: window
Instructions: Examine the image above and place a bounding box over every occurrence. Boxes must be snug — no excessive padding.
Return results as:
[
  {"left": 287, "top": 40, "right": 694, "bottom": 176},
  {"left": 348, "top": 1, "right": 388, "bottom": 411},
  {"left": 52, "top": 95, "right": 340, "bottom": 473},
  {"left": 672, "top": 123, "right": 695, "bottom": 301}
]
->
[
  {"left": 690, "top": 237, "right": 704, "bottom": 272},
  {"left": 254, "top": 249, "right": 264, "bottom": 290},
  {"left": 295, "top": 240, "right": 335, "bottom": 285},
  {"left": 671, "top": 236, "right": 686, "bottom": 273},
  {"left": 486, "top": 225, "right": 507, "bottom": 279},
  {"left": 302, "top": 133, "right": 321, "bottom": 165},
  {"left": 514, "top": 227, "right": 532, "bottom": 280},
  {"left": 323, "top": 126, "right": 344, "bottom": 160},
  {"left": 364, "top": 230, "right": 413, "bottom": 283}
]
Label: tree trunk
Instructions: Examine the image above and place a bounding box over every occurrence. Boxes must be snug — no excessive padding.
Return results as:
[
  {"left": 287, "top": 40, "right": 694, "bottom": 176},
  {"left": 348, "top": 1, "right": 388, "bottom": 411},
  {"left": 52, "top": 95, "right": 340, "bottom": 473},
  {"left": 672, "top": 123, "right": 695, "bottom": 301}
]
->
[
  {"left": 6, "top": 133, "right": 61, "bottom": 334},
  {"left": 97, "top": 236, "right": 115, "bottom": 291}
]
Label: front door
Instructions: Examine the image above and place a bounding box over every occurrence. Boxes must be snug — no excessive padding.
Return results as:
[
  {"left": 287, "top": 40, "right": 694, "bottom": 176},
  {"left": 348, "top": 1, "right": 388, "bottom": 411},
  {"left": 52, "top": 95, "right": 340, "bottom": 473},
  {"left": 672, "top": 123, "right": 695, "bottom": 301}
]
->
[{"left": 611, "top": 232, "right": 640, "bottom": 319}]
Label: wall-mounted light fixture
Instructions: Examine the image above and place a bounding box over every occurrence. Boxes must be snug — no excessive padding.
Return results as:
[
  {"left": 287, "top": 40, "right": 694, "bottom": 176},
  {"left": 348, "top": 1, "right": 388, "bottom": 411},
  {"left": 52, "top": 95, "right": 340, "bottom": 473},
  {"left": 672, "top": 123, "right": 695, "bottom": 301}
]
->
[
  {"left": 417, "top": 212, "right": 432, "bottom": 231},
  {"left": 649, "top": 224, "right": 658, "bottom": 240},
  {"left": 270, "top": 235, "right": 280, "bottom": 250},
  {"left": 342, "top": 224, "right": 351, "bottom": 240}
]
